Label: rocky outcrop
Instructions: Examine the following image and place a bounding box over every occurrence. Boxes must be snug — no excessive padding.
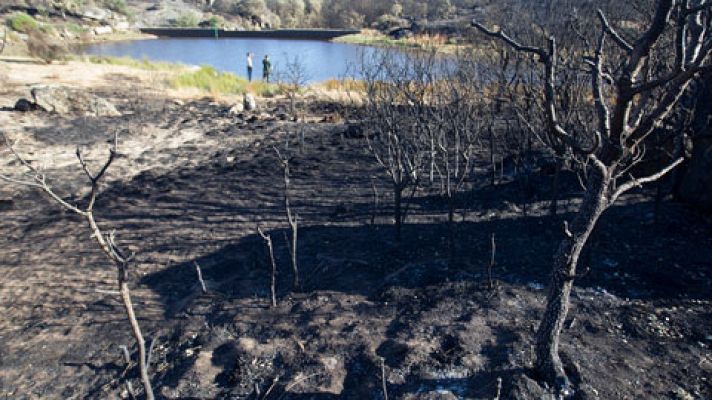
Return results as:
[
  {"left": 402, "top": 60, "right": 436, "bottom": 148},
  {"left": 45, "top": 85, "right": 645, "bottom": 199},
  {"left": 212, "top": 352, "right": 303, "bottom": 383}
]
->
[
  {"left": 72, "top": 6, "right": 112, "bottom": 22},
  {"left": 30, "top": 85, "right": 121, "bottom": 117}
]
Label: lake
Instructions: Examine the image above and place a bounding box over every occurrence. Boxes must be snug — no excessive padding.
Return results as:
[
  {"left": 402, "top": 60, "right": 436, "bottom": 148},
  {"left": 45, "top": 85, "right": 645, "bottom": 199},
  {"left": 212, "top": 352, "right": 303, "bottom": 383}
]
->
[{"left": 81, "top": 38, "right": 378, "bottom": 83}]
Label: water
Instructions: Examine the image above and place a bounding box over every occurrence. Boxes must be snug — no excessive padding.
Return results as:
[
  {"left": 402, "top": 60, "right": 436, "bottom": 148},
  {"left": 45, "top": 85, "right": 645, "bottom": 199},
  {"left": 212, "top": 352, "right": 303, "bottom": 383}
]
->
[{"left": 81, "top": 37, "right": 378, "bottom": 83}]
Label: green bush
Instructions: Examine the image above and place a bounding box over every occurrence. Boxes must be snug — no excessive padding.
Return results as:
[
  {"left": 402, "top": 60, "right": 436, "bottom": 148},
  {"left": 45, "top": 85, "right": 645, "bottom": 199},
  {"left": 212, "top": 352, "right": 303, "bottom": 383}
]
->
[
  {"left": 9, "top": 13, "right": 39, "bottom": 33},
  {"left": 102, "top": 0, "right": 130, "bottom": 15},
  {"left": 174, "top": 13, "right": 201, "bottom": 28},
  {"left": 206, "top": 15, "right": 225, "bottom": 28},
  {"left": 65, "top": 23, "right": 89, "bottom": 34}
]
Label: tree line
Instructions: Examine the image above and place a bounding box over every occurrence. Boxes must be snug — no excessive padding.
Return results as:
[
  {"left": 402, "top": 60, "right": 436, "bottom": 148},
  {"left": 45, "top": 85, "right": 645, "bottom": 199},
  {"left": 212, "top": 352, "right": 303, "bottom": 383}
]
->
[{"left": 211, "top": 0, "right": 479, "bottom": 28}]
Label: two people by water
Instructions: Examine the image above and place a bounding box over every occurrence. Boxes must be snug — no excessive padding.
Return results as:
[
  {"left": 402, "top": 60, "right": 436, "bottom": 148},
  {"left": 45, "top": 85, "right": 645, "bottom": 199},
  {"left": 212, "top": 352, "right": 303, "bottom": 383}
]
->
[{"left": 246, "top": 52, "right": 272, "bottom": 82}]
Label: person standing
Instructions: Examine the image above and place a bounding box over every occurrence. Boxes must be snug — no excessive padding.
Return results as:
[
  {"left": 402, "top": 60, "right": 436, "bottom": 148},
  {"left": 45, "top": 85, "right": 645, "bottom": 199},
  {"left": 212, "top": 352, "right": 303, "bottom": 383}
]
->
[
  {"left": 262, "top": 55, "right": 272, "bottom": 82},
  {"left": 246, "top": 52, "right": 254, "bottom": 82}
]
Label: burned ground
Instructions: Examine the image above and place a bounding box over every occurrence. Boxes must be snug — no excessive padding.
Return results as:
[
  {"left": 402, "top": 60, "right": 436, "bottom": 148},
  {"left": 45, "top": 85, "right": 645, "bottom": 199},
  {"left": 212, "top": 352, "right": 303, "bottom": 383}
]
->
[{"left": 0, "top": 83, "right": 710, "bottom": 399}]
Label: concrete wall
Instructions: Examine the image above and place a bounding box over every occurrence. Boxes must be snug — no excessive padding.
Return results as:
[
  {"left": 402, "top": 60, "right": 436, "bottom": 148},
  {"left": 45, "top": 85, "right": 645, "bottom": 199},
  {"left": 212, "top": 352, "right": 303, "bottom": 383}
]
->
[{"left": 140, "top": 28, "right": 360, "bottom": 40}]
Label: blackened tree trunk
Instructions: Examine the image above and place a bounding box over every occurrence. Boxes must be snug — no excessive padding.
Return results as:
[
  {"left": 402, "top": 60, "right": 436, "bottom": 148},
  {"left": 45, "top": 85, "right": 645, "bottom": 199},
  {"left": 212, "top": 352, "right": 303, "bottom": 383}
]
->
[
  {"left": 447, "top": 197, "right": 456, "bottom": 260},
  {"left": 535, "top": 170, "right": 609, "bottom": 387},
  {"left": 394, "top": 184, "right": 403, "bottom": 242},
  {"left": 549, "top": 159, "right": 563, "bottom": 216}
]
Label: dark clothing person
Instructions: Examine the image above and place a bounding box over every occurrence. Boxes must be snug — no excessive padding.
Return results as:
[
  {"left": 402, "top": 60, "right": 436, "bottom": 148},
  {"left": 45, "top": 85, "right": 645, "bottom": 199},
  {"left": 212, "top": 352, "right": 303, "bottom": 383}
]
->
[{"left": 262, "top": 56, "right": 272, "bottom": 82}]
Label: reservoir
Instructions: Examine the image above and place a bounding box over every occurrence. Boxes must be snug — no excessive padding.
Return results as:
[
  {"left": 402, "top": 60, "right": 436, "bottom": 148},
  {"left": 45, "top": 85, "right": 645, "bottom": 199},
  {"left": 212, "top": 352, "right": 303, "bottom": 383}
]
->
[{"left": 81, "top": 37, "right": 377, "bottom": 83}]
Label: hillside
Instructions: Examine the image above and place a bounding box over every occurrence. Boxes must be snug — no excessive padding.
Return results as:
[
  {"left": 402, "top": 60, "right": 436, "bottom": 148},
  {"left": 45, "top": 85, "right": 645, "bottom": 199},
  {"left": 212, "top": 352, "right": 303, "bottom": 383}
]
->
[{"left": 0, "top": 0, "right": 482, "bottom": 56}]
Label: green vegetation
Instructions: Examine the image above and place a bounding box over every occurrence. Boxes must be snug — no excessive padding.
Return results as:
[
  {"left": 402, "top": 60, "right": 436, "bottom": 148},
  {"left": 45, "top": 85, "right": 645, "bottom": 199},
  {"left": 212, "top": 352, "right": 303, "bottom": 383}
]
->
[
  {"left": 9, "top": 13, "right": 40, "bottom": 33},
  {"left": 170, "top": 65, "right": 279, "bottom": 96},
  {"left": 174, "top": 13, "right": 201, "bottom": 28},
  {"left": 83, "top": 55, "right": 185, "bottom": 71},
  {"left": 335, "top": 30, "right": 461, "bottom": 53},
  {"left": 81, "top": 56, "right": 282, "bottom": 96},
  {"left": 101, "top": 0, "right": 131, "bottom": 16},
  {"left": 206, "top": 15, "right": 226, "bottom": 28},
  {"left": 216, "top": 0, "right": 468, "bottom": 29},
  {"left": 64, "top": 23, "right": 90, "bottom": 34}
]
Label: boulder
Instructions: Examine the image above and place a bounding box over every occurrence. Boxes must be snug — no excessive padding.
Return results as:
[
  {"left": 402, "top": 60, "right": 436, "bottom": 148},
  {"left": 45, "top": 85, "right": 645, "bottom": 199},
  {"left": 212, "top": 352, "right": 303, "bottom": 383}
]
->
[
  {"left": 243, "top": 93, "right": 257, "bottom": 111},
  {"left": 93, "top": 25, "right": 113, "bottom": 35},
  {"left": 31, "top": 85, "right": 121, "bottom": 117},
  {"left": 14, "top": 98, "right": 36, "bottom": 112},
  {"left": 75, "top": 6, "right": 111, "bottom": 21},
  {"left": 113, "top": 21, "right": 131, "bottom": 32}
]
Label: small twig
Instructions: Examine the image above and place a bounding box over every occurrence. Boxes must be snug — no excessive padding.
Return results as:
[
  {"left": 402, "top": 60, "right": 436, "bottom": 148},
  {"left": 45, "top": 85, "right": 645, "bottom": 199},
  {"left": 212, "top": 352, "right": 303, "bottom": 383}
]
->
[
  {"left": 125, "top": 381, "right": 137, "bottom": 400},
  {"left": 262, "top": 375, "right": 280, "bottom": 399},
  {"left": 563, "top": 221, "right": 573, "bottom": 238},
  {"left": 95, "top": 289, "right": 121, "bottom": 296},
  {"left": 494, "top": 377, "right": 502, "bottom": 400},
  {"left": 282, "top": 373, "right": 322, "bottom": 394},
  {"left": 119, "top": 345, "right": 132, "bottom": 366},
  {"left": 146, "top": 337, "right": 156, "bottom": 370},
  {"left": 487, "top": 233, "right": 496, "bottom": 290},
  {"left": 193, "top": 261, "right": 207, "bottom": 294},
  {"left": 381, "top": 357, "right": 389, "bottom": 400},
  {"left": 119, "top": 344, "right": 133, "bottom": 379},
  {"left": 371, "top": 179, "right": 379, "bottom": 225}
]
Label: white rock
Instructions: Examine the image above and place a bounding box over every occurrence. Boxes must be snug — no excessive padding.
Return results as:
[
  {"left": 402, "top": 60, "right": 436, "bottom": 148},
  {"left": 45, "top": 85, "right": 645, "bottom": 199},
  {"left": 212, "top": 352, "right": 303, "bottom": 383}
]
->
[
  {"left": 243, "top": 93, "right": 257, "bottom": 111},
  {"left": 113, "top": 21, "right": 130, "bottom": 32},
  {"left": 93, "top": 26, "right": 113, "bottom": 35}
]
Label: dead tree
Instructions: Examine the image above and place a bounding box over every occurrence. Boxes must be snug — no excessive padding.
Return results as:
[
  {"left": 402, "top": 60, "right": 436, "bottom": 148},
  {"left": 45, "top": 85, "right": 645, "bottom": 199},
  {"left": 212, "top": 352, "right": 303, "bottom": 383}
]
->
[
  {"left": 276, "top": 55, "right": 310, "bottom": 118},
  {"left": 433, "top": 54, "right": 482, "bottom": 258},
  {"left": 257, "top": 226, "right": 278, "bottom": 307},
  {"left": 0, "top": 132, "right": 155, "bottom": 400},
  {"left": 274, "top": 147, "right": 299, "bottom": 290},
  {"left": 360, "top": 50, "right": 429, "bottom": 241},
  {"left": 474, "top": 0, "right": 712, "bottom": 391}
]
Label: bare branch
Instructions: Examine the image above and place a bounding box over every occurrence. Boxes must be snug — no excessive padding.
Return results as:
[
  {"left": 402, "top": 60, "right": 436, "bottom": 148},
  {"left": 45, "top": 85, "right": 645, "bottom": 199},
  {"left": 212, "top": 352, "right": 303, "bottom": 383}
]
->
[
  {"left": 193, "top": 261, "right": 207, "bottom": 294},
  {"left": 591, "top": 26, "right": 612, "bottom": 139},
  {"left": 684, "top": 1, "right": 712, "bottom": 15},
  {"left": 471, "top": 21, "right": 547, "bottom": 58},
  {"left": 597, "top": 9, "right": 633, "bottom": 52},
  {"left": 610, "top": 157, "right": 684, "bottom": 202}
]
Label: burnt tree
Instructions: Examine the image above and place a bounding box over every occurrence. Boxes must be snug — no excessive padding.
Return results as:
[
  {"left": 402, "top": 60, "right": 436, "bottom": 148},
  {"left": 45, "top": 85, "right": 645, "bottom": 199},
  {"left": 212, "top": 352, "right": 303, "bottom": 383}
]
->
[
  {"left": 0, "top": 132, "right": 155, "bottom": 400},
  {"left": 474, "top": 0, "right": 712, "bottom": 391}
]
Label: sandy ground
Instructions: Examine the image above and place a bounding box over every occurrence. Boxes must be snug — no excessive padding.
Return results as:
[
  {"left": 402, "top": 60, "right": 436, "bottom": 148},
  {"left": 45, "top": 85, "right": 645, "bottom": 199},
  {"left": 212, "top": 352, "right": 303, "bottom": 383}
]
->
[{"left": 0, "top": 60, "right": 710, "bottom": 400}]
